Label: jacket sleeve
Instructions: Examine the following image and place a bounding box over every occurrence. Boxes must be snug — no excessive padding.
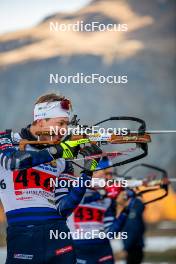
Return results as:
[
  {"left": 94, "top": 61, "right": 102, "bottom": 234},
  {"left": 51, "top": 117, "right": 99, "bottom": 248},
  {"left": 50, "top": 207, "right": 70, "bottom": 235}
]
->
[
  {"left": 81, "top": 191, "right": 102, "bottom": 204},
  {"left": 55, "top": 170, "right": 91, "bottom": 217},
  {"left": 0, "top": 131, "right": 55, "bottom": 170},
  {"left": 123, "top": 199, "right": 145, "bottom": 251},
  {"left": 104, "top": 198, "right": 135, "bottom": 238}
]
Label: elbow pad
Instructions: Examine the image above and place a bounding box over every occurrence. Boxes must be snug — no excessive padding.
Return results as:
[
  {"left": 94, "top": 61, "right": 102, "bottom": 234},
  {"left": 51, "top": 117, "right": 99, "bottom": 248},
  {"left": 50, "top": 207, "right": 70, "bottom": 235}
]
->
[
  {"left": 10, "top": 152, "right": 33, "bottom": 170},
  {"left": 10, "top": 148, "right": 54, "bottom": 170}
]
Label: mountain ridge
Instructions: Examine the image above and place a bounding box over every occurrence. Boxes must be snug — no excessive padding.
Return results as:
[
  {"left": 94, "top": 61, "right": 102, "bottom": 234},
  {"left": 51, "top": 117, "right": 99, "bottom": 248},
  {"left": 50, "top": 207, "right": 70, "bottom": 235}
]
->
[{"left": 0, "top": 0, "right": 175, "bottom": 176}]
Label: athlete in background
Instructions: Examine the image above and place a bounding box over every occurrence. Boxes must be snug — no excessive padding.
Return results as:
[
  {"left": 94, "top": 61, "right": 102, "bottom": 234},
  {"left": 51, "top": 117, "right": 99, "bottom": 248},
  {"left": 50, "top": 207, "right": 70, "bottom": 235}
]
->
[
  {"left": 116, "top": 190, "right": 145, "bottom": 264},
  {"left": 67, "top": 157, "right": 135, "bottom": 264},
  {"left": 0, "top": 93, "right": 102, "bottom": 264}
]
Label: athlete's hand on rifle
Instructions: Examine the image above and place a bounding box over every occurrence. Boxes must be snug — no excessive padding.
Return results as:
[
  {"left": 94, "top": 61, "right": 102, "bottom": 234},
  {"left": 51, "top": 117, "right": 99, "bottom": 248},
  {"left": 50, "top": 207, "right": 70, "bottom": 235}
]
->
[
  {"left": 80, "top": 145, "right": 102, "bottom": 176},
  {"left": 49, "top": 140, "right": 82, "bottom": 159}
]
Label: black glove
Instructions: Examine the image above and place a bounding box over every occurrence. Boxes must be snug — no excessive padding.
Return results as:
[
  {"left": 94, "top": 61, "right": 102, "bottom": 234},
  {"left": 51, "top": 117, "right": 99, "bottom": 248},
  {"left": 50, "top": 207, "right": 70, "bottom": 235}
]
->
[{"left": 80, "top": 144, "right": 102, "bottom": 176}]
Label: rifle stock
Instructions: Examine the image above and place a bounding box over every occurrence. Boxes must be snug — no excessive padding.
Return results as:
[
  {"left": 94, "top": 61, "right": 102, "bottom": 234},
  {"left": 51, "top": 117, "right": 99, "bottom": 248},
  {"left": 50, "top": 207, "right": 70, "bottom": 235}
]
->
[{"left": 19, "top": 133, "right": 151, "bottom": 150}]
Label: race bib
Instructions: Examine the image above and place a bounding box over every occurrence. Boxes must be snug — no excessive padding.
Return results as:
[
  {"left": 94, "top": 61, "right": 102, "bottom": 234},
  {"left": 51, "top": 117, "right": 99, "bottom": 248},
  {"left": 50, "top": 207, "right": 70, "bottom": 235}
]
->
[
  {"left": 13, "top": 168, "right": 55, "bottom": 199},
  {"left": 74, "top": 206, "right": 105, "bottom": 223}
]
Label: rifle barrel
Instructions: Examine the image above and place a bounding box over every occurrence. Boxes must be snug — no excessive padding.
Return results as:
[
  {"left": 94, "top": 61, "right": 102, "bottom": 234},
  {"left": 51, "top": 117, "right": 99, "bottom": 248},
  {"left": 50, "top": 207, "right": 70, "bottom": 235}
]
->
[{"left": 131, "top": 130, "right": 176, "bottom": 134}]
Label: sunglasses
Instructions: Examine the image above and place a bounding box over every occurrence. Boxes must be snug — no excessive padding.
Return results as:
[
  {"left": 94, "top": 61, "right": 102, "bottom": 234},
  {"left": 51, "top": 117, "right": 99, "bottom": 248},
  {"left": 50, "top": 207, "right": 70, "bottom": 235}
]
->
[{"left": 60, "top": 99, "right": 71, "bottom": 111}]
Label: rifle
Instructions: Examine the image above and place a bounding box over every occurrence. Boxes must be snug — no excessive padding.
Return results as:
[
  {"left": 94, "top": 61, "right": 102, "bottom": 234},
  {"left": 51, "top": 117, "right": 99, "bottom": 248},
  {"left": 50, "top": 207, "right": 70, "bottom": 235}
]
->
[
  {"left": 19, "top": 116, "right": 151, "bottom": 171},
  {"left": 121, "top": 163, "right": 169, "bottom": 204}
]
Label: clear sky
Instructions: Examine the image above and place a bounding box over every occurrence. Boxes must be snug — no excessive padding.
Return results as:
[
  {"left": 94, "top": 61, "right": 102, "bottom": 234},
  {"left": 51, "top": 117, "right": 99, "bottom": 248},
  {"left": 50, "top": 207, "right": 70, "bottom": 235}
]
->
[{"left": 0, "top": 0, "right": 91, "bottom": 34}]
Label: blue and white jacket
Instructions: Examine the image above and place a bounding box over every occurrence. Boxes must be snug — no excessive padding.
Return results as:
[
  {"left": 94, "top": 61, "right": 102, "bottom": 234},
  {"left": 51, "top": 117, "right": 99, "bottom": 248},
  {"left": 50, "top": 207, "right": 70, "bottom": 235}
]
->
[
  {"left": 0, "top": 128, "right": 89, "bottom": 226},
  {"left": 67, "top": 188, "right": 131, "bottom": 244}
]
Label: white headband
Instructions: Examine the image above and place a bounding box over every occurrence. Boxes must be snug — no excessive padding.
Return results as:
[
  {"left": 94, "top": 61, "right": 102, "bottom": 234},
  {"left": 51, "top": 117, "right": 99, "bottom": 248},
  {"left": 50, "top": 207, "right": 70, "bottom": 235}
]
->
[{"left": 34, "top": 102, "right": 70, "bottom": 121}]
